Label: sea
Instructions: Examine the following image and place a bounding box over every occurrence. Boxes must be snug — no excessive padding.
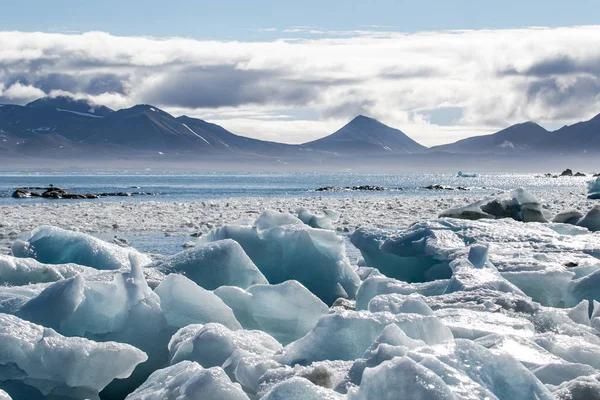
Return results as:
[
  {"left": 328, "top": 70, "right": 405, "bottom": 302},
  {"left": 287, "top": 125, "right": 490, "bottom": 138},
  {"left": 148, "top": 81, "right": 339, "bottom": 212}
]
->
[
  {"left": 0, "top": 170, "right": 591, "bottom": 256},
  {"left": 0, "top": 170, "right": 590, "bottom": 206}
]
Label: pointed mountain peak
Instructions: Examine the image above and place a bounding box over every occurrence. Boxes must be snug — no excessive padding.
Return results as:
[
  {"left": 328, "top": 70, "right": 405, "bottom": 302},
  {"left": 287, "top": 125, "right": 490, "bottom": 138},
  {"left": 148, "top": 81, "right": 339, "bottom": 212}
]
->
[
  {"left": 115, "top": 104, "right": 174, "bottom": 118},
  {"left": 348, "top": 114, "right": 382, "bottom": 125}
]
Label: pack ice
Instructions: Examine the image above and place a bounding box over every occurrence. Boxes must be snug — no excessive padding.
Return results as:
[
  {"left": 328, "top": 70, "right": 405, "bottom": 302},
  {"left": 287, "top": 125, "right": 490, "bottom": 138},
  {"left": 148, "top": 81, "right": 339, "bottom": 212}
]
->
[
  {"left": 2, "top": 200, "right": 600, "bottom": 399},
  {"left": 200, "top": 210, "right": 361, "bottom": 305}
]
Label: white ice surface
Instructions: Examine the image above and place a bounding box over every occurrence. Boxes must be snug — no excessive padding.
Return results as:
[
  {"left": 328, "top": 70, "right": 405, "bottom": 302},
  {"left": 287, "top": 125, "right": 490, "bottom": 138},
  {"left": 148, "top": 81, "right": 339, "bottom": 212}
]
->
[
  {"left": 149, "top": 239, "right": 267, "bottom": 290},
  {"left": 125, "top": 361, "right": 249, "bottom": 400},
  {"left": 0, "top": 313, "right": 147, "bottom": 398}
]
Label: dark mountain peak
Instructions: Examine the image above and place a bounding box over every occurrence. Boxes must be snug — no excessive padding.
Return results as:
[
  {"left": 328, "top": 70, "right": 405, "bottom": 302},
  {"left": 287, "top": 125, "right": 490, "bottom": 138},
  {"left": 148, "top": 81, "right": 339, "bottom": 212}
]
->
[
  {"left": 26, "top": 96, "right": 113, "bottom": 117},
  {"left": 303, "top": 115, "right": 426, "bottom": 154},
  {"left": 502, "top": 121, "right": 547, "bottom": 133},
  {"left": 346, "top": 114, "right": 385, "bottom": 128}
]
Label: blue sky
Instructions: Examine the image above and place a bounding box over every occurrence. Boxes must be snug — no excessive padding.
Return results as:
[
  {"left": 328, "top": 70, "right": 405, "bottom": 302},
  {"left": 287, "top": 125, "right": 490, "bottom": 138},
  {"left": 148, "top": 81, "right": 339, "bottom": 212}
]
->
[
  {"left": 1, "top": 2, "right": 600, "bottom": 145},
  {"left": 2, "top": 0, "right": 599, "bottom": 40}
]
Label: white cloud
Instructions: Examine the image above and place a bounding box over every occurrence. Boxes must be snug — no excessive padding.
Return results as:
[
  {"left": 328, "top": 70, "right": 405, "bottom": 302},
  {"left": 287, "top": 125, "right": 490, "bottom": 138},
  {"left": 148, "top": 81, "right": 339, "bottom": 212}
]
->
[{"left": 1, "top": 27, "right": 600, "bottom": 145}]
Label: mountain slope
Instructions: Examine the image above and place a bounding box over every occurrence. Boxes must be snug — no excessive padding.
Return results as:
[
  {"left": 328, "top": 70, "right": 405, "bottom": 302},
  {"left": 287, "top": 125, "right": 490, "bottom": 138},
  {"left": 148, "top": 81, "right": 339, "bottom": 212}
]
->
[
  {"left": 430, "top": 122, "right": 549, "bottom": 154},
  {"left": 177, "top": 116, "right": 297, "bottom": 155},
  {"left": 547, "top": 113, "right": 600, "bottom": 152},
  {"left": 303, "top": 115, "right": 426, "bottom": 154},
  {"left": 81, "top": 105, "right": 217, "bottom": 151}
]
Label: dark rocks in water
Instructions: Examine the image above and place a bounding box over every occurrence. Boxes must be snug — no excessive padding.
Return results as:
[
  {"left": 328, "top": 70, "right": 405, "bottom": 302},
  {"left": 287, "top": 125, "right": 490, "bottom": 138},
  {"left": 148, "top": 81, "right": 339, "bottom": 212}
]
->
[
  {"left": 574, "top": 172, "right": 586, "bottom": 177},
  {"left": 97, "top": 192, "right": 132, "bottom": 197},
  {"left": 423, "top": 185, "right": 468, "bottom": 191},
  {"left": 315, "top": 185, "right": 387, "bottom": 192},
  {"left": 11, "top": 187, "right": 153, "bottom": 200},
  {"left": 541, "top": 173, "right": 559, "bottom": 178},
  {"left": 12, "top": 189, "right": 31, "bottom": 198},
  {"left": 560, "top": 169, "right": 573, "bottom": 177},
  {"left": 594, "top": 173, "right": 600, "bottom": 177},
  {"left": 42, "top": 188, "right": 69, "bottom": 198}
]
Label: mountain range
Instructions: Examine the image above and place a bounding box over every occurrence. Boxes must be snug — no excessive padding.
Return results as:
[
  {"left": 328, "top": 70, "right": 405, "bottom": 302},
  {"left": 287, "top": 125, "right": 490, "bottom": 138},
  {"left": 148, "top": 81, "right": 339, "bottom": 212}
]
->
[{"left": 1, "top": 96, "right": 600, "bottom": 169}]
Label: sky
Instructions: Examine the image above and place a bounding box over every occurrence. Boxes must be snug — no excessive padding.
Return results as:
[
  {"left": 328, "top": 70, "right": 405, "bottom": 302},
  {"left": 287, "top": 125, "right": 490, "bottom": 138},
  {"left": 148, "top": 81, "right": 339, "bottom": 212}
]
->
[{"left": 1, "top": 0, "right": 600, "bottom": 146}]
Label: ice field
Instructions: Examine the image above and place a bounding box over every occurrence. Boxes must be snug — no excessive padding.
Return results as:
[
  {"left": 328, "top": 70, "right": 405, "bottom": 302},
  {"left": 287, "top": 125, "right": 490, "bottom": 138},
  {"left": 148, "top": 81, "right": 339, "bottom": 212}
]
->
[{"left": 1, "top": 183, "right": 600, "bottom": 399}]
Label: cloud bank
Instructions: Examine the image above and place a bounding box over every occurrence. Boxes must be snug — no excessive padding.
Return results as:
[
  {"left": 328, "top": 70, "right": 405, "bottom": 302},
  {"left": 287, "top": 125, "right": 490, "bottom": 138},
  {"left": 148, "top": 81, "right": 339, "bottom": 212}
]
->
[{"left": 1, "top": 27, "right": 600, "bottom": 145}]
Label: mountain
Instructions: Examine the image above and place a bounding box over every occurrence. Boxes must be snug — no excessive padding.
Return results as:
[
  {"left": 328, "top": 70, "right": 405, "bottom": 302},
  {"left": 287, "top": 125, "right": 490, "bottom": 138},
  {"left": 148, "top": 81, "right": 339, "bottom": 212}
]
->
[
  {"left": 0, "top": 98, "right": 296, "bottom": 157},
  {"left": 303, "top": 115, "right": 426, "bottom": 154},
  {"left": 430, "top": 122, "right": 549, "bottom": 154},
  {"left": 26, "top": 96, "right": 114, "bottom": 117},
  {"left": 547, "top": 113, "right": 600, "bottom": 152},
  {"left": 4, "top": 96, "right": 600, "bottom": 165},
  {"left": 431, "top": 113, "right": 600, "bottom": 155},
  {"left": 81, "top": 105, "right": 214, "bottom": 151},
  {"left": 176, "top": 116, "right": 295, "bottom": 155}
]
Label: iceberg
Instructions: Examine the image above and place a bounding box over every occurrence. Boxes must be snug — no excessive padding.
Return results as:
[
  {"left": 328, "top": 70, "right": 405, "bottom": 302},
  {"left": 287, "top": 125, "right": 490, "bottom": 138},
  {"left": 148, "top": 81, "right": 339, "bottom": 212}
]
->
[
  {"left": 168, "top": 323, "right": 282, "bottom": 368},
  {"left": 411, "top": 340, "right": 554, "bottom": 399},
  {"left": 553, "top": 374, "right": 600, "bottom": 399},
  {"left": 155, "top": 274, "right": 241, "bottom": 330},
  {"left": 125, "top": 361, "right": 249, "bottom": 400},
  {"left": 0, "top": 255, "right": 92, "bottom": 286},
  {"left": 278, "top": 310, "right": 452, "bottom": 366},
  {"left": 11, "top": 226, "right": 151, "bottom": 270},
  {"left": 296, "top": 207, "right": 340, "bottom": 230},
  {"left": 0, "top": 313, "right": 147, "bottom": 399},
  {"left": 348, "top": 356, "right": 455, "bottom": 400},
  {"left": 552, "top": 209, "right": 583, "bottom": 224},
  {"left": 577, "top": 205, "right": 600, "bottom": 232},
  {"left": 201, "top": 210, "right": 361, "bottom": 305},
  {"left": 215, "top": 280, "right": 329, "bottom": 345},
  {"left": 439, "top": 188, "right": 548, "bottom": 222},
  {"left": 587, "top": 177, "right": 600, "bottom": 199},
  {"left": 457, "top": 170, "right": 477, "bottom": 178},
  {"left": 149, "top": 239, "right": 267, "bottom": 290},
  {"left": 262, "top": 376, "right": 345, "bottom": 400},
  {"left": 350, "top": 225, "right": 461, "bottom": 282}
]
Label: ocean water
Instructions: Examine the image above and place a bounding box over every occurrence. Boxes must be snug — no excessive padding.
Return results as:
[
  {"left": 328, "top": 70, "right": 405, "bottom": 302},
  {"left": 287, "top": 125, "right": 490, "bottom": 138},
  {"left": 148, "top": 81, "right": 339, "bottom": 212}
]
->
[{"left": 0, "top": 170, "right": 590, "bottom": 205}]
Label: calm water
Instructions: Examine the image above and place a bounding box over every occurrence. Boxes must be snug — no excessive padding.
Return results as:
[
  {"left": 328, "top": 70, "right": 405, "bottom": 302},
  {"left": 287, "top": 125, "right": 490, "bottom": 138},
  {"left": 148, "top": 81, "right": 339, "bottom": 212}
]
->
[{"left": 0, "top": 170, "right": 590, "bottom": 206}]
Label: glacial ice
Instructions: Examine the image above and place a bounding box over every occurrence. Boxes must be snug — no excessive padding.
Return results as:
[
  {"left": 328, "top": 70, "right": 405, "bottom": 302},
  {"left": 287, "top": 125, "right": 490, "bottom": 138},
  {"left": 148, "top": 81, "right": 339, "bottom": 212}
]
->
[
  {"left": 155, "top": 274, "right": 241, "bottom": 330},
  {"left": 125, "top": 361, "right": 250, "bottom": 400},
  {"left": 577, "top": 205, "right": 600, "bottom": 232},
  {"left": 0, "top": 255, "right": 92, "bottom": 286},
  {"left": 348, "top": 356, "right": 456, "bottom": 400},
  {"left": 552, "top": 209, "right": 584, "bottom": 224},
  {"left": 439, "top": 188, "right": 548, "bottom": 222},
  {"left": 168, "top": 323, "right": 282, "bottom": 368},
  {"left": 215, "top": 280, "right": 329, "bottom": 344},
  {"left": 0, "top": 390, "right": 10, "bottom": 400},
  {"left": 277, "top": 310, "right": 452, "bottom": 366},
  {"left": 554, "top": 374, "right": 600, "bottom": 399},
  {"left": 587, "top": 177, "right": 600, "bottom": 199},
  {"left": 411, "top": 340, "right": 555, "bottom": 399},
  {"left": 2, "top": 198, "right": 600, "bottom": 399},
  {"left": 11, "top": 226, "right": 151, "bottom": 270},
  {"left": 261, "top": 377, "right": 344, "bottom": 400},
  {"left": 353, "top": 217, "right": 600, "bottom": 307},
  {"left": 296, "top": 207, "right": 340, "bottom": 230},
  {"left": 201, "top": 210, "right": 361, "bottom": 305},
  {"left": 0, "top": 313, "right": 147, "bottom": 399},
  {"left": 149, "top": 239, "right": 267, "bottom": 290}
]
